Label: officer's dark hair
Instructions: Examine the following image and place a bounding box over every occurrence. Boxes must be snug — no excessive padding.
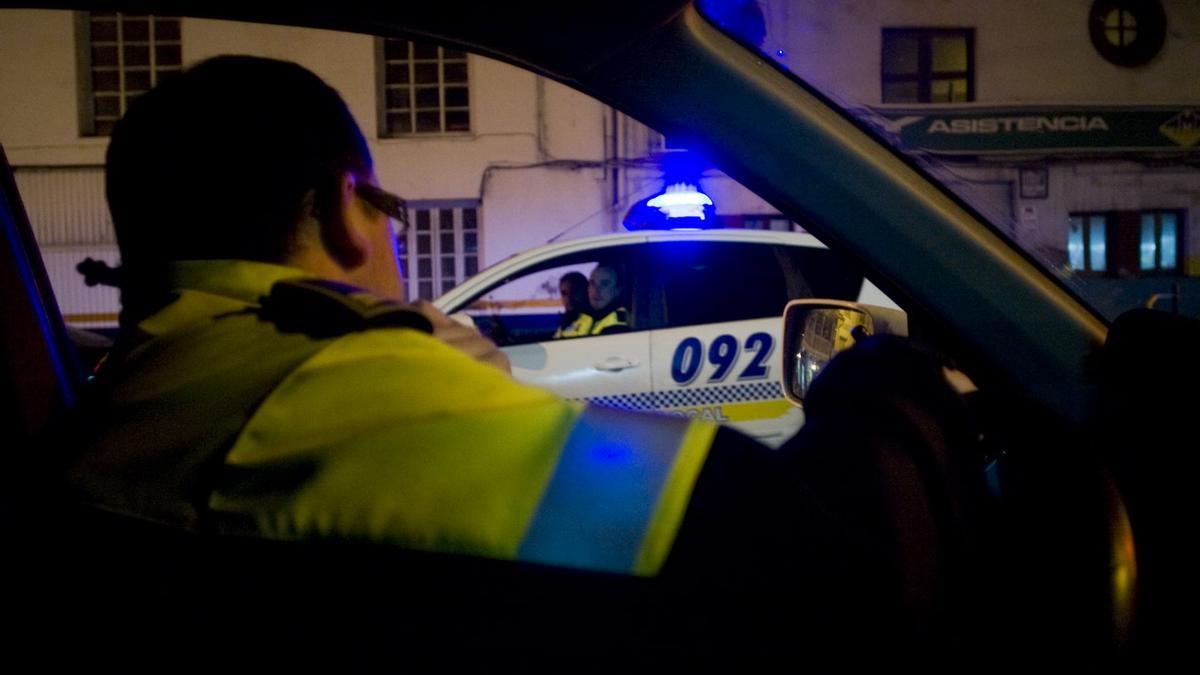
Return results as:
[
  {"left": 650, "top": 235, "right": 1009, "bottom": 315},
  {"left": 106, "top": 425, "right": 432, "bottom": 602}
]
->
[
  {"left": 106, "top": 55, "right": 371, "bottom": 280},
  {"left": 560, "top": 271, "right": 588, "bottom": 295}
]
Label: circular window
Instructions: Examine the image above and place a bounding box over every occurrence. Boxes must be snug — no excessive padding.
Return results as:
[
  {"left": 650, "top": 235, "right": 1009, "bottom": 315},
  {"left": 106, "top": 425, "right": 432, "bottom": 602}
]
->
[{"left": 1089, "top": 0, "right": 1166, "bottom": 67}]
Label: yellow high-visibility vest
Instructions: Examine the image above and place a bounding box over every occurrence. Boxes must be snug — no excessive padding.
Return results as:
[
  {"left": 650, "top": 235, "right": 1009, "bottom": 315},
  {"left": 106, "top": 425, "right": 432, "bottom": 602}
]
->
[
  {"left": 553, "top": 312, "right": 594, "bottom": 338},
  {"left": 64, "top": 260, "right": 715, "bottom": 576},
  {"left": 590, "top": 306, "right": 629, "bottom": 335}
]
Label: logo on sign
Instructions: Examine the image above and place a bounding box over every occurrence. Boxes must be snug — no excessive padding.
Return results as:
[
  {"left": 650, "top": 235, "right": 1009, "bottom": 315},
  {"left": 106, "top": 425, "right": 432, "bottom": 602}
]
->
[{"left": 1160, "top": 110, "right": 1200, "bottom": 147}]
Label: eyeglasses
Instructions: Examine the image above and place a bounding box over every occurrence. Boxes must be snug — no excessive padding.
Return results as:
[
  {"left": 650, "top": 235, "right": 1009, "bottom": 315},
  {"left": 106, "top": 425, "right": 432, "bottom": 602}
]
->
[{"left": 355, "top": 182, "right": 409, "bottom": 235}]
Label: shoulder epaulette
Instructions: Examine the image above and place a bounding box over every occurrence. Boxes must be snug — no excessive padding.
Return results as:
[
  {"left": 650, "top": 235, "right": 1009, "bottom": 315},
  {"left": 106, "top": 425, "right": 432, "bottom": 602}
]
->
[{"left": 259, "top": 278, "right": 433, "bottom": 338}]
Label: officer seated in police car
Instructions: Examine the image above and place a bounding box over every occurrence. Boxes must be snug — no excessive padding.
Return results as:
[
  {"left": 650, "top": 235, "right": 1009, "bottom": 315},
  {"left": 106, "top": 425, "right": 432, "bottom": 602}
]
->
[
  {"left": 586, "top": 264, "right": 631, "bottom": 335},
  {"left": 552, "top": 270, "right": 591, "bottom": 338},
  {"left": 51, "top": 55, "right": 968, "bottom": 661}
]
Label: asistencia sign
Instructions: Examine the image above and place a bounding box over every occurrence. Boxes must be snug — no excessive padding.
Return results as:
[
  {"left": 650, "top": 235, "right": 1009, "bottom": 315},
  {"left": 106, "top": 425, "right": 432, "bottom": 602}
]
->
[{"left": 867, "top": 107, "right": 1200, "bottom": 154}]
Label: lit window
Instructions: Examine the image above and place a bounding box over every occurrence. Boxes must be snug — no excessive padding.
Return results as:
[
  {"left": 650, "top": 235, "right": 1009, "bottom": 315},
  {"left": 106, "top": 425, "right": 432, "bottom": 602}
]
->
[
  {"left": 1071, "top": 210, "right": 1184, "bottom": 276},
  {"left": 1138, "top": 210, "right": 1182, "bottom": 272},
  {"left": 378, "top": 38, "right": 470, "bottom": 136},
  {"left": 1088, "top": 0, "right": 1166, "bottom": 68},
  {"left": 1068, "top": 218, "right": 1086, "bottom": 271},
  {"left": 881, "top": 28, "right": 973, "bottom": 103},
  {"left": 402, "top": 202, "right": 480, "bottom": 300},
  {"left": 81, "top": 13, "right": 181, "bottom": 136},
  {"left": 1161, "top": 214, "right": 1178, "bottom": 270},
  {"left": 1089, "top": 218, "right": 1107, "bottom": 272},
  {"left": 1140, "top": 214, "right": 1157, "bottom": 270},
  {"left": 1104, "top": 9, "right": 1137, "bottom": 47},
  {"left": 1068, "top": 213, "right": 1109, "bottom": 273}
]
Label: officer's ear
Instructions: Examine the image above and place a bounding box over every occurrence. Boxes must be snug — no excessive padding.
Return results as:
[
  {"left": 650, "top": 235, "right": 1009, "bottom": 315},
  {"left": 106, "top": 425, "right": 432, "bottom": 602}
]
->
[{"left": 319, "top": 171, "right": 371, "bottom": 271}]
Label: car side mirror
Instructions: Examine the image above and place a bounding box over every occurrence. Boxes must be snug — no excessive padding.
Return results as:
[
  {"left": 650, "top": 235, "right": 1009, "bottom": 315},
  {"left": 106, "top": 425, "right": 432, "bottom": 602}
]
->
[{"left": 781, "top": 300, "right": 908, "bottom": 405}]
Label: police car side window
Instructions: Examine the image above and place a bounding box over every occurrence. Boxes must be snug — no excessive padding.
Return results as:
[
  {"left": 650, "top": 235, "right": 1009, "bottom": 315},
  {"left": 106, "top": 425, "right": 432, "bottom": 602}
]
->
[
  {"left": 777, "top": 246, "right": 865, "bottom": 301},
  {"left": 463, "top": 246, "right": 639, "bottom": 346},
  {"left": 658, "top": 242, "right": 789, "bottom": 328}
]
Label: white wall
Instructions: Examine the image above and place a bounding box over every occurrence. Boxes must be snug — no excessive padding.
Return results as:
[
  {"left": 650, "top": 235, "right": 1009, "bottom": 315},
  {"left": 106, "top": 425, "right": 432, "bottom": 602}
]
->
[
  {"left": 0, "top": 10, "right": 107, "bottom": 166},
  {"left": 483, "top": 166, "right": 610, "bottom": 263},
  {"left": 544, "top": 80, "right": 607, "bottom": 160}
]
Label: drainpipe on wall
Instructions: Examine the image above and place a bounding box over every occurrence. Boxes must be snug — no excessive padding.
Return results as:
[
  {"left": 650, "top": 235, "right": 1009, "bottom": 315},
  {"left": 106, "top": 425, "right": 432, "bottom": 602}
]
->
[
  {"left": 536, "top": 76, "right": 548, "bottom": 161},
  {"left": 609, "top": 106, "right": 620, "bottom": 232}
]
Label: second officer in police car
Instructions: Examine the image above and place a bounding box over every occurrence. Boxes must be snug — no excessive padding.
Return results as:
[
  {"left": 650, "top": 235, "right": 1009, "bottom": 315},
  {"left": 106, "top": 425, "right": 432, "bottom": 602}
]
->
[{"left": 586, "top": 264, "right": 631, "bottom": 335}]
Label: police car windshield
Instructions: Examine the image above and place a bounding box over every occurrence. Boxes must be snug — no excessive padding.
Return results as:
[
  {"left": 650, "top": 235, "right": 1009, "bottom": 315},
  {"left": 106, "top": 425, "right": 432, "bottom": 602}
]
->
[{"left": 699, "top": 0, "right": 1200, "bottom": 322}]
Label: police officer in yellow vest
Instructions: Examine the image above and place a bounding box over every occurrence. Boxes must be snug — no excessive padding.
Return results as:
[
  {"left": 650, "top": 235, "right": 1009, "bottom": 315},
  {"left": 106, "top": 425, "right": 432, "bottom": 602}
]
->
[
  {"left": 62, "top": 53, "right": 711, "bottom": 578},
  {"left": 58, "top": 55, "right": 888, "bottom": 659},
  {"left": 553, "top": 266, "right": 630, "bottom": 339},
  {"left": 586, "top": 264, "right": 631, "bottom": 335},
  {"left": 552, "top": 271, "right": 592, "bottom": 338}
]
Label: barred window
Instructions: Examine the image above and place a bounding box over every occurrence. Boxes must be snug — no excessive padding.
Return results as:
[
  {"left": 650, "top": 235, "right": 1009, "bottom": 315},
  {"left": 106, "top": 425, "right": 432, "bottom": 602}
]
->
[
  {"left": 402, "top": 202, "right": 480, "bottom": 300},
  {"left": 378, "top": 38, "right": 470, "bottom": 136},
  {"left": 80, "top": 13, "right": 182, "bottom": 136}
]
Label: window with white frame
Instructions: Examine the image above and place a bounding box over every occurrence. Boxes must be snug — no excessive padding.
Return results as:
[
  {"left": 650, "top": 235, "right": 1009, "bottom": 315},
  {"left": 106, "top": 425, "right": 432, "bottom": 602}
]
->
[
  {"left": 377, "top": 38, "right": 470, "bottom": 136},
  {"left": 402, "top": 202, "right": 480, "bottom": 300},
  {"left": 80, "top": 13, "right": 181, "bottom": 136}
]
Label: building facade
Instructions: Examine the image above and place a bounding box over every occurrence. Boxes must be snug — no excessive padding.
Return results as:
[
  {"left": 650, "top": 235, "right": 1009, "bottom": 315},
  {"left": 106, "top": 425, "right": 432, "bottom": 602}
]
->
[
  {"left": 752, "top": 0, "right": 1200, "bottom": 316},
  {"left": 3, "top": 2, "right": 1198, "bottom": 325}
]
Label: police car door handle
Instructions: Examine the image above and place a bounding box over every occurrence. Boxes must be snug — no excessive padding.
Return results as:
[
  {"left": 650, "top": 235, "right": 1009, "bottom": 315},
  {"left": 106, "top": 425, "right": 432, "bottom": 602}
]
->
[{"left": 593, "top": 357, "right": 639, "bottom": 372}]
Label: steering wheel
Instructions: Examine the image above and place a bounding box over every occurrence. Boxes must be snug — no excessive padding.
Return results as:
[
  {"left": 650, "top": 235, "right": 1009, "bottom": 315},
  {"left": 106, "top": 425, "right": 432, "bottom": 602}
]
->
[
  {"left": 778, "top": 334, "right": 1006, "bottom": 658},
  {"left": 786, "top": 331, "right": 1141, "bottom": 664}
]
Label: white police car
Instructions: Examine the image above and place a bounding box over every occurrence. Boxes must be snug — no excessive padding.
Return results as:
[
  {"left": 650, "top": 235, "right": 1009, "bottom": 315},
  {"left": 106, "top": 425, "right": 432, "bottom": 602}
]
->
[{"left": 435, "top": 228, "right": 896, "bottom": 446}]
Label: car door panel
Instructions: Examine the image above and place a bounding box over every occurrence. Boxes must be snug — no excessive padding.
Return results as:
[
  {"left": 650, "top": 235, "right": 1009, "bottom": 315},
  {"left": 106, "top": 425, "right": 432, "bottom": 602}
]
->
[
  {"left": 649, "top": 318, "right": 803, "bottom": 445},
  {"left": 644, "top": 240, "right": 806, "bottom": 445},
  {"left": 502, "top": 332, "right": 651, "bottom": 402}
]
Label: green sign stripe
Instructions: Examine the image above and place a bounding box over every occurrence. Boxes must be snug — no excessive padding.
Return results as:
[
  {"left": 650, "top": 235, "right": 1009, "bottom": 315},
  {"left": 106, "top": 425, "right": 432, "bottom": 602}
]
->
[{"left": 872, "top": 108, "right": 1200, "bottom": 153}]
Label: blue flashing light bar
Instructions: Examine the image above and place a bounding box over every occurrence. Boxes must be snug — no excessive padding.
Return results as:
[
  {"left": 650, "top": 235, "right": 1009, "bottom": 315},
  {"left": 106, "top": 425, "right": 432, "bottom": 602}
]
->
[
  {"left": 646, "top": 182, "right": 714, "bottom": 220},
  {"left": 623, "top": 181, "right": 717, "bottom": 231}
]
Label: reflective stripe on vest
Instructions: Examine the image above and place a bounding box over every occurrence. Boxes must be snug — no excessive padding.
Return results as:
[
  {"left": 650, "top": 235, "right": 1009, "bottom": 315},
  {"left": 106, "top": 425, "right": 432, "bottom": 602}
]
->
[
  {"left": 518, "top": 405, "right": 712, "bottom": 576},
  {"left": 590, "top": 307, "right": 628, "bottom": 335},
  {"left": 554, "top": 312, "right": 594, "bottom": 338}
]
